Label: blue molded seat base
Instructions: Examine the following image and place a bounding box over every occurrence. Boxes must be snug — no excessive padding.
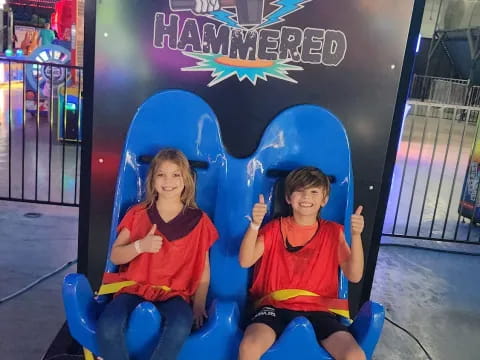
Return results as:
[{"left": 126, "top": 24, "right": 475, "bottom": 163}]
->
[
  {"left": 261, "top": 301, "right": 384, "bottom": 360},
  {"left": 63, "top": 273, "right": 243, "bottom": 360}
]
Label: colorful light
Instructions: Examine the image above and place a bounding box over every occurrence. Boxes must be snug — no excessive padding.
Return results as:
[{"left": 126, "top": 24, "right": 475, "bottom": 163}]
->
[
  {"left": 416, "top": 34, "right": 422, "bottom": 53},
  {"left": 66, "top": 102, "right": 77, "bottom": 111},
  {"left": 8, "top": 0, "right": 57, "bottom": 9}
]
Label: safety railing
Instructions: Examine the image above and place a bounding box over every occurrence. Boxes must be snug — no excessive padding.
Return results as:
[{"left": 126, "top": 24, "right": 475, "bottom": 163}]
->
[{"left": 0, "top": 57, "right": 82, "bottom": 206}]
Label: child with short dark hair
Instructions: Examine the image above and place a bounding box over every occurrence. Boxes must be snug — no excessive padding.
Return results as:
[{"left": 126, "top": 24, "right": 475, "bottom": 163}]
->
[{"left": 238, "top": 166, "right": 365, "bottom": 360}]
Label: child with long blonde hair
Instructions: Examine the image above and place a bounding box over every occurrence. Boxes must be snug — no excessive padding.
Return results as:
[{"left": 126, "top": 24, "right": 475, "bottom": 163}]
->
[{"left": 97, "top": 148, "right": 218, "bottom": 360}]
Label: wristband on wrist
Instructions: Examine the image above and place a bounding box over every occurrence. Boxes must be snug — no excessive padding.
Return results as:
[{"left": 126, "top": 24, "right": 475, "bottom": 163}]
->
[
  {"left": 134, "top": 240, "right": 142, "bottom": 254},
  {"left": 250, "top": 222, "right": 260, "bottom": 231}
]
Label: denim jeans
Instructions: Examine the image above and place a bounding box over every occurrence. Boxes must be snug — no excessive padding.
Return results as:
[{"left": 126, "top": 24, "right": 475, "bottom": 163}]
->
[{"left": 96, "top": 293, "right": 193, "bottom": 360}]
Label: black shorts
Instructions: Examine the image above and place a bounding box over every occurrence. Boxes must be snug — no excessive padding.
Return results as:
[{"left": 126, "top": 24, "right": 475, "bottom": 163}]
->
[{"left": 249, "top": 306, "right": 349, "bottom": 343}]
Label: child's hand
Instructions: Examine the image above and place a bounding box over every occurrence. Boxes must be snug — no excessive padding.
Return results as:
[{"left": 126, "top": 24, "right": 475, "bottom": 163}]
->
[
  {"left": 252, "top": 194, "right": 268, "bottom": 226},
  {"left": 351, "top": 206, "right": 364, "bottom": 236},
  {"left": 193, "top": 306, "right": 208, "bottom": 329},
  {"left": 140, "top": 224, "right": 163, "bottom": 253}
]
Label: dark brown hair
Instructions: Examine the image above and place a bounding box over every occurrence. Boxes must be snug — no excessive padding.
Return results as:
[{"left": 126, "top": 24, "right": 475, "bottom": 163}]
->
[{"left": 285, "top": 166, "right": 330, "bottom": 200}]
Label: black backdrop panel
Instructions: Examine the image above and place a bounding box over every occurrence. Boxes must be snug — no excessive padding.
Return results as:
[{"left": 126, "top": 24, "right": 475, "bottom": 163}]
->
[{"left": 83, "top": 0, "right": 423, "bottom": 311}]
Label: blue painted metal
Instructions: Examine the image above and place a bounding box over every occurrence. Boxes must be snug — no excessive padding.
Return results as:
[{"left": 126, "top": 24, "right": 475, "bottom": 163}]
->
[{"left": 63, "top": 90, "right": 384, "bottom": 359}]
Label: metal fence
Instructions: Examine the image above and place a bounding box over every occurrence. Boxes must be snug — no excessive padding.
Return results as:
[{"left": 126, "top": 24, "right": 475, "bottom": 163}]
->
[
  {"left": 383, "top": 97, "right": 480, "bottom": 243},
  {"left": 0, "top": 57, "right": 82, "bottom": 206},
  {"left": 410, "top": 74, "right": 480, "bottom": 108},
  {"left": 436, "top": 0, "right": 480, "bottom": 31}
]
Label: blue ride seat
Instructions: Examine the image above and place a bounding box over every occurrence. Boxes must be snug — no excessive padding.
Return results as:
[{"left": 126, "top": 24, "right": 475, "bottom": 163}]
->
[
  {"left": 240, "top": 105, "right": 385, "bottom": 359},
  {"left": 62, "top": 90, "right": 384, "bottom": 360},
  {"left": 63, "top": 90, "right": 241, "bottom": 360}
]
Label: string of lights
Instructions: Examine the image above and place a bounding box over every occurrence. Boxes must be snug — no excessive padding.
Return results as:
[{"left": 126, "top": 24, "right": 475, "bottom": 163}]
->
[{"left": 8, "top": 0, "right": 57, "bottom": 10}]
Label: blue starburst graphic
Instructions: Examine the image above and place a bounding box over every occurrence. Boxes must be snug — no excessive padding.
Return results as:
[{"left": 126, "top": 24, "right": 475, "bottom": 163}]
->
[
  {"left": 208, "top": 9, "right": 240, "bottom": 28},
  {"left": 257, "top": 0, "right": 311, "bottom": 29},
  {"left": 181, "top": 52, "right": 303, "bottom": 87}
]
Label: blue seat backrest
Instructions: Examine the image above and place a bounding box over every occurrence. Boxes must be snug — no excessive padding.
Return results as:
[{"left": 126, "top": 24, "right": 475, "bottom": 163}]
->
[
  {"left": 105, "top": 90, "right": 225, "bottom": 273},
  {"left": 255, "top": 105, "right": 352, "bottom": 224}
]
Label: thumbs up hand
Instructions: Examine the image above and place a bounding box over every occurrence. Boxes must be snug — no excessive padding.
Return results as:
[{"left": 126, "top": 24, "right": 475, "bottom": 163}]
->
[
  {"left": 140, "top": 224, "right": 163, "bottom": 253},
  {"left": 252, "top": 194, "right": 268, "bottom": 226},
  {"left": 351, "top": 206, "right": 364, "bottom": 236}
]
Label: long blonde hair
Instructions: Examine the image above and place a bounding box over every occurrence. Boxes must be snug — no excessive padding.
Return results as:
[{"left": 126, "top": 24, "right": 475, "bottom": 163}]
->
[{"left": 144, "top": 148, "right": 197, "bottom": 209}]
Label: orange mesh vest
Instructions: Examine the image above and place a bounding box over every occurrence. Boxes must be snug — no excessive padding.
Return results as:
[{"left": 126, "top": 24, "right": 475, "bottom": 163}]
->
[
  {"left": 250, "top": 218, "right": 350, "bottom": 312},
  {"left": 102, "top": 204, "right": 218, "bottom": 303}
]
